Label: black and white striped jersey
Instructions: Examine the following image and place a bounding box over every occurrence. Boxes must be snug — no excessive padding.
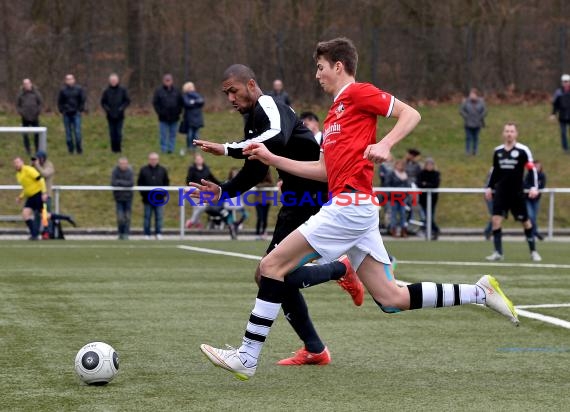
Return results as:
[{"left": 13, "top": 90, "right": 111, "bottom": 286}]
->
[
  {"left": 487, "top": 142, "right": 537, "bottom": 192},
  {"left": 221, "top": 95, "right": 328, "bottom": 201}
]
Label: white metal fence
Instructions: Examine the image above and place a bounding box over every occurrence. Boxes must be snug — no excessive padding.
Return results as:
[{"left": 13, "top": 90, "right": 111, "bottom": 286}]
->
[
  {"left": 0, "top": 127, "right": 48, "bottom": 152},
  {"left": 1, "top": 185, "right": 569, "bottom": 240}
]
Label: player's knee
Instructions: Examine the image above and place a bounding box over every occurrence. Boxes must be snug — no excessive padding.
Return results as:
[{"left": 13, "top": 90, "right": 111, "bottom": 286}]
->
[{"left": 259, "top": 255, "right": 282, "bottom": 278}]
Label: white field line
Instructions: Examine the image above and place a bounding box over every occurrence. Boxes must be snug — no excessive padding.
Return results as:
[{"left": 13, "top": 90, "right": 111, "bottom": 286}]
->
[
  {"left": 516, "top": 303, "right": 570, "bottom": 309},
  {"left": 515, "top": 309, "right": 570, "bottom": 329},
  {"left": 397, "top": 260, "right": 570, "bottom": 270},
  {"left": 177, "top": 244, "right": 570, "bottom": 330}
]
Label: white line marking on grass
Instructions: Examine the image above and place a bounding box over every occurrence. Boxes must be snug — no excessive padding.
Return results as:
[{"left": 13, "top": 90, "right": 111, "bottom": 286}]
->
[
  {"left": 177, "top": 245, "right": 262, "bottom": 261},
  {"left": 515, "top": 309, "right": 570, "bottom": 329},
  {"left": 177, "top": 245, "right": 570, "bottom": 330},
  {"left": 397, "top": 260, "right": 570, "bottom": 270},
  {"left": 516, "top": 303, "right": 570, "bottom": 309}
]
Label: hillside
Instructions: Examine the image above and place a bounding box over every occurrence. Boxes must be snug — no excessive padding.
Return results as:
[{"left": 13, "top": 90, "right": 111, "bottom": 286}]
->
[{"left": 0, "top": 103, "right": 568, "bottom": 231}]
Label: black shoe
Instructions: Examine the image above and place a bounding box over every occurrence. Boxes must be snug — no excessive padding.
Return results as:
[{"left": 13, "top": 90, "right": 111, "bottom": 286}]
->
[
  {"left": 536, "top": 233, "right": 544, "bottom": 241},
  {"left": 28, "top": 236, "right": 39, "bottom": 241}
]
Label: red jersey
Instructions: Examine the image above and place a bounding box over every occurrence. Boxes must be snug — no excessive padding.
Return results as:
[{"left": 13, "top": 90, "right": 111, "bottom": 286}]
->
[{"left": 322, "top": 82, "right": 394, "bottom": 197}]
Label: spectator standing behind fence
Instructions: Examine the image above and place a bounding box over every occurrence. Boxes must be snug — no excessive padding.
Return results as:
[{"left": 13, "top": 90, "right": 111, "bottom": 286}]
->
[
  {"left": 111, "top": 157, "right": 134, "bottom": 240},
  {"left": 179, "top": 82, "right": 205, "bottom": 155},
  {"left": 13, "top": 157, "right": 47, "bottom": 240},
  {"left": 153, "top": 74, "right": 183, "bottom": 154},
  {"left": 417, "top": 157, "right": 441, "bottom": 240},
  {"left": 404, "top": 148, "right": 421, "bottom": 184},
  {"left": 460, "top": 88, "right": 487, "bottom": 156},
  {"left": 31, "top": 151, "right": 54, "bottom": 238},
  {"left": 101, "top": 73, "right": 130, "bottom": 153},
  {"left": 58, "top": 74, "right": 86, "bottom": 154},
  {"left": 525, "top": 160, "right": 546, "bottom": 241},
  {"left": 550, "top": 74, "right": 570, "bottom": 152},
  {"left": 254, "top": 169, "right": 274, "bottom": 240},
  {"left": 267, "top": 79, "right": 291, "bottom": 106},
  {"left": 185, "top": 153, "right": 219, "bottom": 229},
  {"left": 138, "top": 153, "right": 169, "bottom": 240},
  {"left": 16, "top": 78, "right": 42, "bottom": 156},
  {"left": 386, "top": 159, "right": 411, "bottom": 238}
]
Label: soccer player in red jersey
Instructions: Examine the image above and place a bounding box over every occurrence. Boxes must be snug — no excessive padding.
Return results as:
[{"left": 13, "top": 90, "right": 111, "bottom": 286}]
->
[{"left": 200, "top": 38, "right": 519, "bottom": 381}]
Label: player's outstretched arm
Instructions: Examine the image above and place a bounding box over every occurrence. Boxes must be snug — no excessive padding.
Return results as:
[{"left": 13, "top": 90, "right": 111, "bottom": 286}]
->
[
  {"left": 194, "top": 140, "right": 226, "bottom": 156},
  {"left": 244, "top": 142, "right": 328, "bottom": 182},
  {"left": 364, "top": 99, "right": 421, "bottom": 163}
]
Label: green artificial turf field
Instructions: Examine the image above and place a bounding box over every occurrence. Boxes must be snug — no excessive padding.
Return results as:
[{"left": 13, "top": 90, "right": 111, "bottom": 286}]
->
[{"left": 1, "top": 239, "right": 569, "bottom": 411}]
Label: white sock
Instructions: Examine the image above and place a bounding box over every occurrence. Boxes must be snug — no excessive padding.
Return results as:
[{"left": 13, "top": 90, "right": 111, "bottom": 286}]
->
[{"left": 239, "top": 298, "right": 281, "bottom": 367}]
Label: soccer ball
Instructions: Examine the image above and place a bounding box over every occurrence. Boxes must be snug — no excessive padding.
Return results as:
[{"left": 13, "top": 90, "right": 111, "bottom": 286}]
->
[{"left": 74, "top": 341, "right": 119, "bottom": 385}]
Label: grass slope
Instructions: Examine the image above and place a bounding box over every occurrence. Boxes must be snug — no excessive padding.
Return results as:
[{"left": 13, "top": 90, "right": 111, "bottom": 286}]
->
[
  {"left": 0, "top": 239, "right": 569, "bottom": 411},
  {"left": 0, "top": 103, "right": 568, "bottom": 230}
]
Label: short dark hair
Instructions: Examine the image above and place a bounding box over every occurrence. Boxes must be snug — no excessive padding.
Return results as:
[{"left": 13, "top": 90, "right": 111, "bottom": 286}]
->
[
  {"left": 504, "top": 122, "right": 518, "bottom": 130},
  {"left": 300, "top": 111, "right": 319, "bottom": 123},
  {"left": 223, "top": 64, "right": 257, "bottom": 85},
  {"left": 314, "top": 37, "right": 358, "bottom": 76}
]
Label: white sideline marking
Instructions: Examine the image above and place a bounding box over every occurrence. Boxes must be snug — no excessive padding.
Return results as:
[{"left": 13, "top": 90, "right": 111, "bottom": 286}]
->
[
  {"left": 397, "top": 260, "right": 570, "bottom": 270},
  {"left": 515, "top": 309, "right": 570, "bottom": 329},
  {"left": 516, "top": 303, "right": 570, "bottom": 309},
  {"left": 177, "top": 245, "right": 570, "bottom": 330},
  {"left": 177, "top": 245, "right": 261, "bottom": 261}
]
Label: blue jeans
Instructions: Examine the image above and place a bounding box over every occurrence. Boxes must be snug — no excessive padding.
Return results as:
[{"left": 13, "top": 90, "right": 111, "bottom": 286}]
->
[
  {"left": 560, "top": 121, "right": 569, "bottom": 151},
  {"left": 143, "top": 203, "right": 164, "bottom": 236},
  {"left": 159, "top": 121, "right": 178, "bottom": 153},
  {"left": 390, "top": 203, "right": 407, "bottom": 230},
  {"left": 186, "top": 127, "right": 201, "bottom": 150},
  {"left": 116, "top": 199, "right": 132, "bottom": 237},
  {"left": 465, "top": 127, "right": 480, "bottom": 155},
  {"left": 526, "top": 198, "right": 541, "bottom": 236},
  {"left": 63, "top": 113, "right": 82, "bottom": 153}
]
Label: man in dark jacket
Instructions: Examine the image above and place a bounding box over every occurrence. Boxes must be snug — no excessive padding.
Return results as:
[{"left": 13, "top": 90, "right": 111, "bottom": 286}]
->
[
  {"left": 111, "top": 157, "right": 134, "bottom": 240},
  {"left": 185, "top": 153, "right": 218, "bottom": 228},
  {"left": 152, "top": 74, "right": 183, "bottom": 154},
  {"left": 16, "top": 78, "right": 43, "bottom": 155},
  {"left": 57, "top": 74, "right": 86, "bottom": 154},
  {"left": 550, "top": 74, "right": 570, "bottom": 152},
  {"left": 417, "top": 157, "right": 441, "bottom": 240},
  {"left": 460, "top": 88, "right": 487, "bottom": 156},
  {"left": 180, "top": 81, "right": 205, "bottom": 153},
  {"left": 101, "top": 73, "right": 130, "bottom": 153},
  {"left": 137, "top": 152, "right": 170, "bottom": 239},
  {"left": 267, "top": 79, "right": 291, "bottom": 107}
]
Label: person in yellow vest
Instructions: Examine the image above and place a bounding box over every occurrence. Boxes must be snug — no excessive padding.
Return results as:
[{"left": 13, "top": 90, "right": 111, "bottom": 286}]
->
[{"left": 14, "top": 157, "right": 47, "bottom": 240}]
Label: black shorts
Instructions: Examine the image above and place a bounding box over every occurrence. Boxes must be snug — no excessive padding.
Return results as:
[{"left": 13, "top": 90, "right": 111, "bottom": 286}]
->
[
  {"left": 492, "top": 190, "right": 528, "bottom": 221},
  {"left": 24, "top": 192, "right": 43, "bottom": 212},
  {"left": 266, "top": 205, "right": 321, "bottom": 254}
]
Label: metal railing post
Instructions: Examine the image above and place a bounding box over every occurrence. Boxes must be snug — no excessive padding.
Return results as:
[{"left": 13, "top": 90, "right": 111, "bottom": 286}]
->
[
  {"left": 180, "top": 200, "right": 185, "bottom": 240},
  {"left": 426, "top": 191, "right": 432, "bottom": 241},
  {"left": 54, "top": 187, "right": 60, "bottom": 214},
  {"left": 548, "top": 190, "right": 555, "bottom": 240}
]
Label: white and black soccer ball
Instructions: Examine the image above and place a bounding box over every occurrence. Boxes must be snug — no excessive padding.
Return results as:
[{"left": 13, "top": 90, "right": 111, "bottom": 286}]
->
[{"left": 74, "top": 341, "right": 119, "bottom": 385}]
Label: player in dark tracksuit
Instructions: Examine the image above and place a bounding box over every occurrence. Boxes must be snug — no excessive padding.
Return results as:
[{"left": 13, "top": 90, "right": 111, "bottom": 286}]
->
[
  {"left": 190, "top": 64, "right": 364, "bottom": 365},
  {"left": 485, "top": 122, "right": 541, "bottom": 262}
]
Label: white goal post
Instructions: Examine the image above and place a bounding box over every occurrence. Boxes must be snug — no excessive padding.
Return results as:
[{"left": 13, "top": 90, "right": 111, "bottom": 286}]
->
[{"left": 0, "top": 126, "right": 47, "bottom": 152}]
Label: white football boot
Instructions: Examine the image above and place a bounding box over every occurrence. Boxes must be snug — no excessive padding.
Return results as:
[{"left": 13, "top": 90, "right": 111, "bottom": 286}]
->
[
  {"left": 476, "top": 275, "right": 519, "bottom": 325},
  {"left": 485, "top": 251, "right": 504, "bottom": 261},
  {"left": 530, "top": 251, "right": 542, "bottom": 262},
  {"left": 200, "top": 344, "right": 256, "bottom": 381}
]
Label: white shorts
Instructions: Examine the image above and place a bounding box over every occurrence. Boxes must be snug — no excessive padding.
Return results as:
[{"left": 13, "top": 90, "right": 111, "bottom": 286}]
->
[{"left": 298, "top": 193, "right": 391, "bottom": 270}]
